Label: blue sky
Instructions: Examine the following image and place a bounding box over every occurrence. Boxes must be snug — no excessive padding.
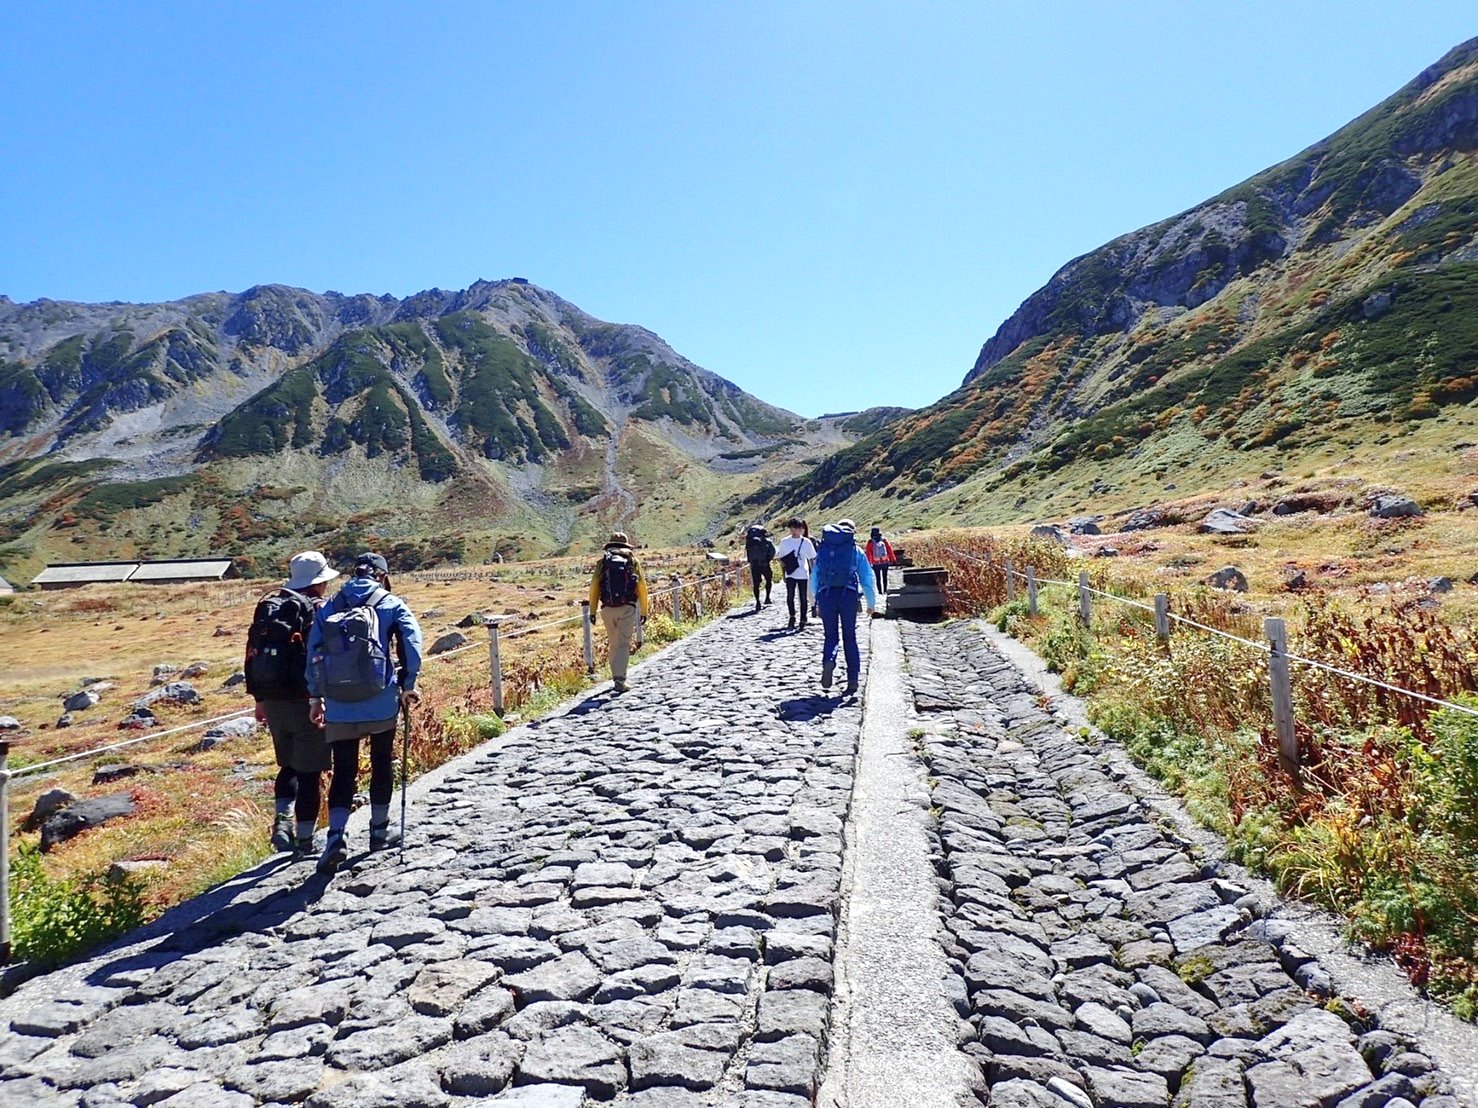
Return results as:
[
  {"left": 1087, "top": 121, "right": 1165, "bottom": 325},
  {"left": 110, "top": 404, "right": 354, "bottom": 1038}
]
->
[{"left": 1, "top": 3, "right": 1472, "bottom": 417}]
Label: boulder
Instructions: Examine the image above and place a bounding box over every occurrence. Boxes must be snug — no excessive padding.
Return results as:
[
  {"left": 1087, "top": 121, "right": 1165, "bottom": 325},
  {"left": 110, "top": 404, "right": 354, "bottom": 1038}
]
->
[
  {"left": 92, "top": 764, "right": 144, "bottom": 785},
  {"left": 456, "top": 613, "right": 490, "bottom": 629},
  {"left": 149, "top": 664, "right": 178, "bottom": 686},
  {"left": 1458, "top": 491, "right": 1478, "bottom": 511},
  {"left": 1030, "top": 524, "right": 1070, "bottom": 546},
  {"left": 108, "top": 859, "right": 168, "bottom": 881},
  {"left": 1067, "top": 516, "right": 1102, "bottom": 536},
  {"left": 1199, "top": 509, "right": 1256, "bottom": 535},
  {"left": 1094, "top": 547, "right": 1120, "bottom": 559},
  {"left": 40, "top": 794, "right": 137, "bottom": 851},
  {"left": 221, "top": 671, "right": 246, "bottom": 688},
  {"left": 23, "top": 787, "right": 77, "bottom": 831},
  {"left": 179, "top": 662, "right": 209, "bottom": 679},
  {"left": 1123, "top": 507, "right": 1167, "bottom": 531},
  {"left": 1208, "top": 567, "right": 1249, "bottom": 592},
  {"left": 62, "top": 689, "right": 100, "bottom": 713},
  {"left": 429, "top": 631, "right": 470, "bottom": 655},
  {"left": 1427, "top": 577, "right": 1453, "bottom": 594},
  {"left": 0, "top": 716, "right": 22, "bottom": 731},
  {"left": 1239, "top": 500, "right": 1261, "bottom": 515},
  {"left": 134, "top": 682, "right": 201, "bottom": 710},
  {"left": 117, "top": 708, "right": 158, "bottom": 731},
  {"left": 1282, "top": 568, "right": 1310, "bottom": 592},
  {"left": 421, "top": 608, "right": 445, "bottom": 619},
  {"left": 1369, "top": 494, "right": 1422, "bottom": 519},
  {"left": 55, "top": 713, "right": 74, "bottom": 729}
]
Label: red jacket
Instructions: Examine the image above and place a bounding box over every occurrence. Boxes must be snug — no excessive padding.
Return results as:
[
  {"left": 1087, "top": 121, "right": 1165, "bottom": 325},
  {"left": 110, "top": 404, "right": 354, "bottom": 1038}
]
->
[{"left": 865, "top": 539, "right": 895, "bottom": 566}]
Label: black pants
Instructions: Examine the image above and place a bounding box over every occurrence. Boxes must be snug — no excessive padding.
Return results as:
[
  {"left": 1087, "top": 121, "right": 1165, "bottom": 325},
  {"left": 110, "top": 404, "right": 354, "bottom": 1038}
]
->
[
  {"left": 327, "top": 730, "right": 395, "bottom": 811},
  {"left": 749, "top": 561, "right": 773, "bottom": 602},
  {"left": 873, "top": 564, "right": 890, "bottom": 592},
  {"left": 274, "top": 767, "right": 323, "bottom": 825},
  {"left": 785, "top": 578, "right": 809, "bottom": 624}
]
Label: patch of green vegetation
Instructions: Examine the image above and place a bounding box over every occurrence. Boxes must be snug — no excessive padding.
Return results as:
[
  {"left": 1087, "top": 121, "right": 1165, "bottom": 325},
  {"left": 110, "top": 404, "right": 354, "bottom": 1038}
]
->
[
  {"left": 435, "top": 312, "right": 569, "bottom": 462},
  {"left": 565, "top": 392, "right": 609, "bottom": 437},
  {"left": 74, "top": 474, "right": 196, "bottom": 520},
  {"left": 209, "top": 362, "right": 319, "bottom": 457},
  {"left": 627, "top": 360, "right": 716, "bottom": 427},
  {"left": 0, "top": 458, "right": 116, "bottom": 499},
  {"left": 381, "top": 321, "right": 451, "bottom": 406},
  {"left": 0, "top": 361, "right": 54, "bottom": 432},
  {"left": 525, "top": 321, "right": 583, "bottom": 374},
  {"left": 10, "top": 842, "right": 148, "bottom": 966}
]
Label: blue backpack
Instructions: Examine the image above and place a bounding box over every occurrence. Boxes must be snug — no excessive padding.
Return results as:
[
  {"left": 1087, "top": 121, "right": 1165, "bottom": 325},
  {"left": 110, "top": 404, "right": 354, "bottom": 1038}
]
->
[
  {"left": 813, "top": 528, "right": 860, "bottom": 593},
  {"left": 314, "top": 586, "right": 393, "bottom": 701}
]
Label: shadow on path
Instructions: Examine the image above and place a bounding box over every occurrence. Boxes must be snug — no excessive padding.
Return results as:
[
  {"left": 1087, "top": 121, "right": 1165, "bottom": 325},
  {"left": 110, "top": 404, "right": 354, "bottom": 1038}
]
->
[{"left": 776, "top": 695, "right": 841, "bottom": 722}]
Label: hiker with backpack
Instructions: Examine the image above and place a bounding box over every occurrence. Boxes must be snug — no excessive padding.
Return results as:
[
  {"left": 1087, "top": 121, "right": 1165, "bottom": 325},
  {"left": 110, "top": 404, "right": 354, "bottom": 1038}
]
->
[
  {"left": 812, "top": 521, "right": 877, "bottom": 696},
  {"left": 744, "top": 524, "right": 776, "bottom": 611},
  {"left": 306, "top": 552, "right": 424, "bottom": 874},
  {"left": 588, "top": 531, "right": 650, "bottom": 693},
  {"left": 246, "top": 551, "right": 339, "bottom": 855},
  {"left": 774, "top": 516, "right": 817, "bottom": 632},
  {"left": 865, "top": 526, "right": 897, "bottom": 596}
]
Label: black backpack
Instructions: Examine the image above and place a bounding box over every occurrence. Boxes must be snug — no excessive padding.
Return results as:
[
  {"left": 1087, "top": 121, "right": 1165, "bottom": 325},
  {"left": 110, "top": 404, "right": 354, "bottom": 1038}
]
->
[
  {"left": 245, "top": 589, "right": 316, "bottom": 700},
  {"left": 746, "top": 528, "right": 774, "bottom": 564},
  {"left": 599, "top": 549, "right": 640, "bottom": 607}
]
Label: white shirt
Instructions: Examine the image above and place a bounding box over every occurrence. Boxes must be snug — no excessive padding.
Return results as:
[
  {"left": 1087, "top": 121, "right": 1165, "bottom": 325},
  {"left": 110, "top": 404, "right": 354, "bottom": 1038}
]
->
[{"left": 775, "top": 535, "right": 817, "bottom": 580}]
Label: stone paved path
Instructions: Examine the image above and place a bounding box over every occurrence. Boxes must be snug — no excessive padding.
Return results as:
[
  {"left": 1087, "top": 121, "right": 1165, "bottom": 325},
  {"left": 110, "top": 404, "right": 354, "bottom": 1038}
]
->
[
  {"left": 901, "top": 619, "right": 1469, "bottom": 1108},
  {"left": 0, "top": 608, "right": 865, "bottom": 1107},
  {"left": 1, "top": 608, "right": 1472, "bottom": 1108}
]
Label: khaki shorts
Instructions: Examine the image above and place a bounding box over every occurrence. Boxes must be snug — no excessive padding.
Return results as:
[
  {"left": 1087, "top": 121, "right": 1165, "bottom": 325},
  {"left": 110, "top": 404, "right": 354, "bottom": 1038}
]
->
[{"left": 262, "top": 699, "right": 331, "bottom": 773}]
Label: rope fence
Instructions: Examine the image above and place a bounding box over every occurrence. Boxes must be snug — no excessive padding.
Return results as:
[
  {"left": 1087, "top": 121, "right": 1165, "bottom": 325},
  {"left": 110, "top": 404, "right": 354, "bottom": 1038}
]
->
[
  {"left": 0, "top": 558, "right": 749, "bottom": 962},
  {"left": 940, "top": 544, "right": 1478, "bottom": 785}
]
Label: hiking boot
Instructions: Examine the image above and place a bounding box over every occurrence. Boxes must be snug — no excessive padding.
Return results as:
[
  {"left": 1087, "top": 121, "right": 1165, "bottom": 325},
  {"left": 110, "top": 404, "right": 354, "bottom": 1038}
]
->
[
  {"left": 613, "top": 679, "right": 629, "bottom": 693},
  {"left": 754, "top": 599, "right": 762, "bottom": 612},
  {"left": 270, "top": 812, "right": 293, "bottom": 853},
  {"left": 317, "top": 830, "right": 348, "bottom": 875},
  {"left": 292, "top": 834, "right": 317, "bottom": 857},
  {"left": 786, "top": 618, "right": 796, "bottom": 630},
  {"left": 844, "top": 680, "right": 859, "bottom": 697},
  {"left": 369, "top": 820, "right": 401, "bottom": 851},
  {"left": 821, "top": 662, "right": 834, "bottom": 690}
]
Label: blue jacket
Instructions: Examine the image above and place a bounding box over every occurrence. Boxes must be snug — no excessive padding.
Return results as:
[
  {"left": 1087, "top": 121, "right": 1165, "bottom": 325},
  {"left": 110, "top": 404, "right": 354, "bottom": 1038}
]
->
[
  {"left": 306, "top": 575, "right": 424, "bottom": 723},
  {"left": 815, "top": 525, "right": 877, "bottom": 609}
]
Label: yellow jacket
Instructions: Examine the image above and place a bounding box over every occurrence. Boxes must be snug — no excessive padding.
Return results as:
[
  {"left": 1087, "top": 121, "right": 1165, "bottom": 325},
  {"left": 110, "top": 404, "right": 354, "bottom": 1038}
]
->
[{"left": 589, "top": 544, "right": 650, "bottom": 617}]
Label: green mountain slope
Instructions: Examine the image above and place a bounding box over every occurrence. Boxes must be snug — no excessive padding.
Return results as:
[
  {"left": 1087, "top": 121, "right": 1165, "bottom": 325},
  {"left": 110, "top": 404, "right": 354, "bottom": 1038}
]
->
[{"left": 756, "top": 39, "right": 1478, "bottom": 523}]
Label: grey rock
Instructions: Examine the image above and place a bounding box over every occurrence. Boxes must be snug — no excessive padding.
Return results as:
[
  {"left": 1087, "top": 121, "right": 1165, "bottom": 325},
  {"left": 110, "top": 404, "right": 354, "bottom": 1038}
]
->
[
  {"left": 1031, "top": 524, "right": 1072, "bottom": 546},
  {"left": 987, "top": 1079, "right": 1064, "bottom": 1107},
  {"left": 437, "top": 1032, "right": 524, "bottom": 1096},
  {"left": 628, "top": 1034, "right": 728, "bottom": 1091},
  {"left": 1075, "top": 1000, "right": 1132, "bottom": 1044},
  {"left": 504, "top": 952, "right": 601, "bottom": 1003},
  {"left": 766, "top": 955, "right": 833, "bottom": 993},
  {"left": 222, "top": 1058, "right": 324, "bottom": 1103},
  {"left": 1133, "top": 1002, "right": 1215, "bottom": 1044},
  {"left": 38, "top": 794, "right": 138, "bottom": 850},
  {"left": 1207, "top": 566, "right": 1250, "bottom": 593},
  {"left": 1068, "top": 516, "right": 1102, "bottom": 535},
  {"left": 756, "top": 989, "right": 829, "bottom": 1042},
  {"left": 453, "top": 986, "right": 517, "bottom": 1039},
  {"left": 305, "top": 1066, "right": 449, "bottom": 1108},
  {"left": 134, "top": 681, "right": 201, "bottom": 709},
  {"left": 23, "top": 786, "right": 77, "bottom": 830},
  {"left": 406, "top": 958, "right": 501, "bottom": 1016},
  {"left": 745, "top": 1032, "right": 820, "bottom": 1098},
  {"left": 1083, "top": 1066, "right": 1171, "bottom": 1108},
  {"left": 63, "top": 689, "right": 100, "bottom": 712},
  {"left": 1369, "top": 494, "right": 1422, "bottom": 519},
  {"left": 0, "top": 715, "right": 21, "bottom": 730},
  {"left": 1173, "top": 1056, "right": 1247, "bottom": 1108},
  {"left": 517, "top": 1025, "right": 627, "bottom": 1098},
  {"left": 325, "top": 1014, "right": 452, "bottom": 1069},
  {"left": 428, "top": 631, "right": 469, "bottom": 655},
  {"left": 1333, "top": 1073, "right": 1416, "bottom": 1108},
  {"left": 1124, "top": 507, "right": 1169, "bottom": 531},
  {"left": 1200, "top": 509, "right": 1256, "bottom": 535}
]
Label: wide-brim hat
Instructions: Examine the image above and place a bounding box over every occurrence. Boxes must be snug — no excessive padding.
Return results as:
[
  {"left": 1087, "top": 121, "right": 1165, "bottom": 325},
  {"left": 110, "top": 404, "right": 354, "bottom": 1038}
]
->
[
  {"left": 838, "top": 518, "right": 857, "bottom": 532},
  {"left": 286, "top": 551, "right": 339, "bottom": 591}
]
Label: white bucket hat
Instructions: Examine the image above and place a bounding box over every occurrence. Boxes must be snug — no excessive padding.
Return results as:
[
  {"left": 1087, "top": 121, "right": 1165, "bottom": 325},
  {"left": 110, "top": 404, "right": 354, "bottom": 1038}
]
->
[{"left": 286, "top": 551, "right": 340, "bottom": 591}]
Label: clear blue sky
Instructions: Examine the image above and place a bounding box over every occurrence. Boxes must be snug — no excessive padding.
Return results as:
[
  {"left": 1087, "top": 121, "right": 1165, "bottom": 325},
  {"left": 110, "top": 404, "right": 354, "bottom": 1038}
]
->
[{"left": 1, "top": 3, "right": 1472, "bottom": 417}]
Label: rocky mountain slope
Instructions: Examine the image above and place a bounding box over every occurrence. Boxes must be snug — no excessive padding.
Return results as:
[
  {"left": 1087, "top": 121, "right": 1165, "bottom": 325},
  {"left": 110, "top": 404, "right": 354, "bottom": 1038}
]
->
[
  {"left": 0, "top": 281, "right": 878, "bottom": 577},
  {"left": 757, "top": 39, "right": 1478, "bottom": 527}
]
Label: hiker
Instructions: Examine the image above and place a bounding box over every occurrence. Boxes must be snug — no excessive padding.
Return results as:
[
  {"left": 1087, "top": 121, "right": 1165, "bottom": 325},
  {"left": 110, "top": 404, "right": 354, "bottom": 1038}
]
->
[
  {"left": 812, "top": 521, "right": 876, "bottom": 696},
  {"left": 307, "top": 552, "right": 423, "bottom": 874},
  {"left": 745, "top": 524, "right": 776, "bottom": 611},
  {"left": 775, "top": 516, "right": 817, "bottom": 631},
  {"left": 246, "top": 551, "right": 338, "bottom": 855},
  {"left": 865, "top": 526, "right": 897, "bottom": 595},
  {"left": 589, "top": 531, "right": 650, "bottom": 693}
]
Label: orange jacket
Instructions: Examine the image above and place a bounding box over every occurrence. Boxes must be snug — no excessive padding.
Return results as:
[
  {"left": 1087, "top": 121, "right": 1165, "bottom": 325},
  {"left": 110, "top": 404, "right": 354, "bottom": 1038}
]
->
[{"left": 865, "top": 539, "right": 895, "bottom": 566}]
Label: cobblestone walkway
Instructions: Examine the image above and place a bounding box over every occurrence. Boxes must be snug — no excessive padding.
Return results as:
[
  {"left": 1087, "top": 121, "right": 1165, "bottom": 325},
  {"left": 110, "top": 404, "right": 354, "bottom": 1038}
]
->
[
  {"left": 901, "top": 619, "right": 1468, "bottom": 1108},
  {"left": 0, "top": 609, "right": 864, "bottom": 1108},
  {"left": 2, "top": 610, "right": 1472, "bottom": 1108}
]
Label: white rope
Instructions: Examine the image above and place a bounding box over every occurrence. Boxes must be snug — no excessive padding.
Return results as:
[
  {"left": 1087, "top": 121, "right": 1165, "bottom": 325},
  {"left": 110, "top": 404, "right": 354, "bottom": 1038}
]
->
[
  {"left": 935, "top": 544, "right": 1478, "bottom": 719},
  {"left": 11, "top": 708, "right": 256, "bottom": 780}
]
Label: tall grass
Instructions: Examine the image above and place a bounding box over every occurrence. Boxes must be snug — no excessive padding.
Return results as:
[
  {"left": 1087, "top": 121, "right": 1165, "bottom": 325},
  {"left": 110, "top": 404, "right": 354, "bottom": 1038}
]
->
[{"left": 927, "top": 538, "right": 1478, "bottom": 1018}]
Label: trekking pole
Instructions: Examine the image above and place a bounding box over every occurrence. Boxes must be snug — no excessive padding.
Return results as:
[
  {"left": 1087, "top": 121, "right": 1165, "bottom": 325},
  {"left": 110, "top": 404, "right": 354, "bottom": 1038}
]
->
[{"left": 399, "top": 697, "right": 411, "bottom": 859}]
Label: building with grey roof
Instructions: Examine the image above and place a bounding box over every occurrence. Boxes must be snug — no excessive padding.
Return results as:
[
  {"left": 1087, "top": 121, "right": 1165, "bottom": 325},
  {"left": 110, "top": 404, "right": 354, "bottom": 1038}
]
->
[{"left": 30, "top": 558, "right": 237, "bottom": 589}]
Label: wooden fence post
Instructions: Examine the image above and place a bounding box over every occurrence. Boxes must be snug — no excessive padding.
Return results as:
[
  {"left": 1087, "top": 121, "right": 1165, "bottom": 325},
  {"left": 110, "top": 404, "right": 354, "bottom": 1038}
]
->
[
  {"left": 672, "top": 576, "right": 683, "bottom": 621},
  {"left": 695, "top": 577, "right": 705, "bottom": 619},
  {"left": 0, "top": 739, "right": 10, "bottom": 963},
  {"left": 1077, "top": 570, "right": 1091, "bottom": 626},
  {"left": 486, "top": 619, "right": 504, "bottom": 715},
  {"left": 581, "top": 601, "right": 596, "bottom": 674},
  {"left": 1005, "top": 558, "right": 1016, "bottom": 601},
  {"left": 720, "top": 566, "right": 729, "bottom": 608},
  {"left": 1154, "top": 593, "right": 1170, "bottom": 641},
  {"left": 1026, "top": 566, "right": 1038, "bottom": 616},
  {"left": 1265, "top": 617, "right": 1300, "bottom": 784}
]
